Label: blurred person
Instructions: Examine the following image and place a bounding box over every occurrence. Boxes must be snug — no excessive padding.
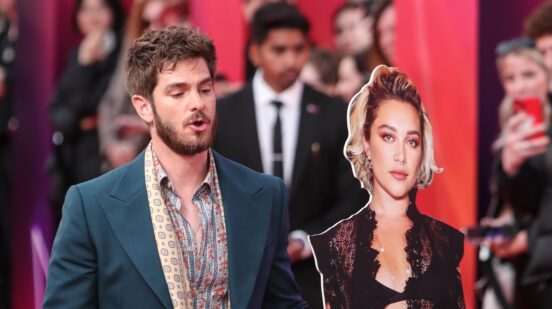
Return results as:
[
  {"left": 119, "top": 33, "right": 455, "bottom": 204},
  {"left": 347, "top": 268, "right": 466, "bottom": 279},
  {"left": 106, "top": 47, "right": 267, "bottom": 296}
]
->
[
  {"left": 213, "top": 72, "right": 240, "bottom": 98},
  {"left": 371, "top": 0, "right": 395, "bottom": 66},
  {"left": 310, "top": 65, "right": 464, "bottom": 309},
  {"left": 525, "top": 1, "right": 552, "bottom": 87},
  {"left": 335, "top": 53, "right": 368, "bottom": 102},
  {"left": 44, "top": 26, "right": 306, "bottom": 309},
  {"left": 333, "top": 2, "right": 373, "bottom": 57},
  {"left": 484, "top": 38, "right": 552, "bottom": 309},
  {"left": 0, "top": 0, "right": 16, "bottom": 307},
  {"left": 98, "top": 0, "right": 189, "bottom": 171},
  {"left": 48, "top": 0, "right": 124, "bottom": 223},
  {"left": 242, "top": 0, "right": 294, "bottom": 81},
  {"left": 213, "top": 3, "right": 368, "bottom": 308},
  {"left": 299, "top": 48, "right": 339, "bottom": 97}
]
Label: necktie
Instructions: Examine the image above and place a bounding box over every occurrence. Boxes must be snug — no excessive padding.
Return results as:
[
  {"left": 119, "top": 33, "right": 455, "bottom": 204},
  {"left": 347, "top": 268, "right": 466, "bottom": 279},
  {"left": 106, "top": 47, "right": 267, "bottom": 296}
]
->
[{"left": 271, "top": 100, "right": 284, "bottom": 179}]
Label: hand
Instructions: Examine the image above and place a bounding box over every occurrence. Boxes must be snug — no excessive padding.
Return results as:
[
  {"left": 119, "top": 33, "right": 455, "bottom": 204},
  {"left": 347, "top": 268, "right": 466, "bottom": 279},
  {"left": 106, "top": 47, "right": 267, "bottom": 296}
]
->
[
  {"left": 501, "top": 112, "right": 549, "bottom": 175},
  {"left": 78, "top": 29, "right": 109, "bottom": 65},
  {"left": 287, "top": 238, "right": 304, "bottom": 264},
  {"left": 105, "top": 141, "right": 138, "bottom": 168},
  {"left": 486, "top": 230, "right": 528, "bottom": 259}
]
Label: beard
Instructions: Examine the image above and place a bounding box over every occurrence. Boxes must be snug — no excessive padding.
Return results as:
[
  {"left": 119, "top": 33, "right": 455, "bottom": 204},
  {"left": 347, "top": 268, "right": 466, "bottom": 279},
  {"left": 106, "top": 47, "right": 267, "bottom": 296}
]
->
[{"left": 152, "top": 107, "right": 217, "bottom": 156}]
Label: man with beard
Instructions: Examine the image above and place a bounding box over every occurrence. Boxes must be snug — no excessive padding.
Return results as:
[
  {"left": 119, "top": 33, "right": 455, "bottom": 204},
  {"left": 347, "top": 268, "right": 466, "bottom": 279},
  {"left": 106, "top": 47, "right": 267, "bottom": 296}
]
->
[
  {"left": 213, "top": 3, "right": 368, "bottom": 308},
  {"left": 44, "top": 26, "right": 306, "bottom": 309}
]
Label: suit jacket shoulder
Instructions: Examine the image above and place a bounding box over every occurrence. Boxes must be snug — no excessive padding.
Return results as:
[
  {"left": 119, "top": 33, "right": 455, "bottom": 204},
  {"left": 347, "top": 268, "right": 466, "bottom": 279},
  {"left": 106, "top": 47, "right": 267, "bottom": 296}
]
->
[{"left": 418, "top": 214, "right": 464, "bottom": 267}]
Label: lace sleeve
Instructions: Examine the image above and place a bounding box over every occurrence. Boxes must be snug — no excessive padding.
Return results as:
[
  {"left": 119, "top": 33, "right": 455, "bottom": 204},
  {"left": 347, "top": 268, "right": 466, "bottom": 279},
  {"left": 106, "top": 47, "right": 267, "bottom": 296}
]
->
[{"left": 309, "top": 233, "right": 338, "bottom": 308}]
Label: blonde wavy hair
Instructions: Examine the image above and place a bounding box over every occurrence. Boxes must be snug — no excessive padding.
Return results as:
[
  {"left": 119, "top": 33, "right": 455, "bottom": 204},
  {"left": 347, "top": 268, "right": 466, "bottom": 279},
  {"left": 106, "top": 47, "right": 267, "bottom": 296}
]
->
[
  {"left": 493, "top": 45, "right": 551, "bottom": 151},
  {"left": 344, "top": 65, "right": 442, "bottom": 193}
]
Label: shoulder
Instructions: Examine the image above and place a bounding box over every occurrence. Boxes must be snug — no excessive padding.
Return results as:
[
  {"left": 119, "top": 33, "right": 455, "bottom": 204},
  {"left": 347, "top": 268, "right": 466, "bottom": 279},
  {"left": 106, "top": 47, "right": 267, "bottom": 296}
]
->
[
  {"left": 419, "top": 214, "right": 464, "bottom": 266},
  {"left": 309, "top": 206, "right": 368, "bottom": 257},
  {"left": 303, "top": 85, "right": 347, "bottom": 113},
  {"left": 213, "top": 150, "right": 283, "bottom": 190}
]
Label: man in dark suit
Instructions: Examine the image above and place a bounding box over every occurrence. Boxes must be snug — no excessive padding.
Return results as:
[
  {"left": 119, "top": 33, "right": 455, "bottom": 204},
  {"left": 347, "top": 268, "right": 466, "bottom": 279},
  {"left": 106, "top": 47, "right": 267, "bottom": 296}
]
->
[
  {"left": 213, "top": 3, "right": 368, "bottom": 308},
  {"left": 44, "top": 26, "right": 305, "bottom": 309}
]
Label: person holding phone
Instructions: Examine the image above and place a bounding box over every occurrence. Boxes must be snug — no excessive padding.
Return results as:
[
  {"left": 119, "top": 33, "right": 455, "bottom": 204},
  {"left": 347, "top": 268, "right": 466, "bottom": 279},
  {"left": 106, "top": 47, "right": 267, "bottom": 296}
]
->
[
  {"left": 48, "top": 0, "right": 124, "bottom": 225},
  {"left": 485, "top": 38, "right": 552, "bottom": 308}
]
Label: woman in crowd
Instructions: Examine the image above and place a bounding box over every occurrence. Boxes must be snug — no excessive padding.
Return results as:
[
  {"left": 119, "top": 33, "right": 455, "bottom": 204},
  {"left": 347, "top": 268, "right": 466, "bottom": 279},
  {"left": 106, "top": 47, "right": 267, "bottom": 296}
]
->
[
  {"left": 485, "top": 38, "right": 552, "bottom": 309},
  {"left": 309, "top": 65, "right": 465, "bottom": 308},
  {"left": 98, "top": 0, "right": 188, "bottom": 171},
  {"left": 48, "top": 0, "right": 124, "bottom": 219},
  {"left": 371, "top": 0, "right": 395, "bottom": 66}
]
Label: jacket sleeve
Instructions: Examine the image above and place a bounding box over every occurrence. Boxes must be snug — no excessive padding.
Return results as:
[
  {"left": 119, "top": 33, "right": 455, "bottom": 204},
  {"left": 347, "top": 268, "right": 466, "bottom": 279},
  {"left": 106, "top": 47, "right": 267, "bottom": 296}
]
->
[
  {"left": 262, "top": 179, "right": 307, "bottom": 308},
  {"left": 309, "top": 233, "right": 340, "bottom": 309},
  {"left": 444, "top": 226, "right": 466, "bottom": 309},
  {"left": 302, "top": 102, "right": 369, "bottom": 234},
  {"left": 43, "top": 186, "right": 98, "bottom": 309}
]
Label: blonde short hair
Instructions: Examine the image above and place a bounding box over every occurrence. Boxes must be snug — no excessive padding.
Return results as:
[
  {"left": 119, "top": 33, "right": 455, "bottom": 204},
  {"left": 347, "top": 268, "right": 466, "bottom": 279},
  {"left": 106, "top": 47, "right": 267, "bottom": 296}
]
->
[
  {"left": 493, "top": 45, "right": 551, "bottom": 151},
  {"left": 344, "top": 65, "right": 442, "bottom": 192}
]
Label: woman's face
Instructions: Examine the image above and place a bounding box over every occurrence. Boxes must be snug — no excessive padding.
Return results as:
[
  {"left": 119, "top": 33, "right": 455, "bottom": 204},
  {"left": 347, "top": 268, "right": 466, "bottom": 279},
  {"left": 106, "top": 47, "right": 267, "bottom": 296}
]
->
[
  {"left": 364, "top": 99, "right": 422, "bottom": 199},
  {"left": 377, "top": 5, "right": 395, "bottom": 64},
  {"left": 334, "top": 8, "right": 373, "bottom": 56},
  {"left": 76, "top": 0, "right": 113, "bottom": 35},
  {"left": 500, "top": 53, "right": 549, "bottom": 101}
]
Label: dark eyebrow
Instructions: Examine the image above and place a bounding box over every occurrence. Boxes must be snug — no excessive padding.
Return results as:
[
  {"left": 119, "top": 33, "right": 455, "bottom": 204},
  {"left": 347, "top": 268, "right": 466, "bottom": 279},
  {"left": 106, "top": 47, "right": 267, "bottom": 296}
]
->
[
  {"left": 164, "top": 77, "right": 213, "bottom": 91},
  {"left": 377, "top": 124, "right": 396, "bottom": 132},
  {"left": 378, "top": 124, "right": 421, "bottom": 137}
]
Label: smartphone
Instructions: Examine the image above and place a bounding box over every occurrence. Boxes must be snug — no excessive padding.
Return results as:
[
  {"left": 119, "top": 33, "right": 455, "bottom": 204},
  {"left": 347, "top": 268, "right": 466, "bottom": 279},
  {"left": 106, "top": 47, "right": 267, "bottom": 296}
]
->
[
  {"left": 465, "top": 225, "right": 517, "bottom": 242},
  {"left": 513, "top": 97, "right": 545, "bottom": 139}
]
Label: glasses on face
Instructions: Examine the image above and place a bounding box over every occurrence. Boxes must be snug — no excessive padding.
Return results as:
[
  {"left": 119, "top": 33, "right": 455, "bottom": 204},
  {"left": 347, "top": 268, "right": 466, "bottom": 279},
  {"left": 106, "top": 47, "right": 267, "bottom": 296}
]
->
[{"left": 495, "top": 37, "right": 535, "bottom": 57}]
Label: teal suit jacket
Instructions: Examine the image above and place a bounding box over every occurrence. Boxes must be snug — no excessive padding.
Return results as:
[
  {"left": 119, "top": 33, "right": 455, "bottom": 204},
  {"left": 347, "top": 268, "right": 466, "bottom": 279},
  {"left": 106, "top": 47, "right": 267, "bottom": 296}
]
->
[{"left": 43, "top": 151, "right": 306, "bottom": 308}]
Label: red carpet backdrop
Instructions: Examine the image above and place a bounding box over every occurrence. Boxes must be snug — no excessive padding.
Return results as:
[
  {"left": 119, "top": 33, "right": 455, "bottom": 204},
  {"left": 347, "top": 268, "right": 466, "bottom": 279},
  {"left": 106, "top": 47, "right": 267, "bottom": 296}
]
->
[{"left": 395, "top": 0, "right": 478, "bottom": 308}]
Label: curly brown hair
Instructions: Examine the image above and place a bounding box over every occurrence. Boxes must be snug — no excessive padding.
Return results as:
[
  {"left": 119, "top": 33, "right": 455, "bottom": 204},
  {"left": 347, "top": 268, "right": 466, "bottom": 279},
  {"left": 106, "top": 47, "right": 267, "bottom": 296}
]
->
[
  {"left": 344, "top": 65, "right": 442, "bottom": 192},
  {"left": 125, "top": 26, "right": 217, "bottom": 100},
  {"left": 525, "top": 2, "right": 552, "bottom": 39}
]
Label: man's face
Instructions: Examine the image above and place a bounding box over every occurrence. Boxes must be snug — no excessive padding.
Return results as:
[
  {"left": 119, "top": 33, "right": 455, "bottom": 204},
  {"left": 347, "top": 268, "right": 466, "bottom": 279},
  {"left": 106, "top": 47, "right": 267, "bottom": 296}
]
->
[
  {"left": 251, "top": 28, "right": 309, "bottom": 92},
  {"left": 150, "top": 58, "right": 217, "bottom": 156},
  {"left": 536, "top": 34, "right": 552, "bottom": 76}
]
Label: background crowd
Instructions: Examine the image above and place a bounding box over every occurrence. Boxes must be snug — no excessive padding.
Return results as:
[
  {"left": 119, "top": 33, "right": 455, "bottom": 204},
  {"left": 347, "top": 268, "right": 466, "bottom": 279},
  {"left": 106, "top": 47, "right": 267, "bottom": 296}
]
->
[{"left": 1, "top": 0, "right": 552, "bottom": 308}]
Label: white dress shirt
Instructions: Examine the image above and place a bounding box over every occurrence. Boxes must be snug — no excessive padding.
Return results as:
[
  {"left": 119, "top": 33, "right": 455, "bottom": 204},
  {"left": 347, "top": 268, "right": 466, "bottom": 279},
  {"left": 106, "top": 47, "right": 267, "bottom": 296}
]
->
[{"left": 252, "top": 69, "right": 303, "bottom": 187}]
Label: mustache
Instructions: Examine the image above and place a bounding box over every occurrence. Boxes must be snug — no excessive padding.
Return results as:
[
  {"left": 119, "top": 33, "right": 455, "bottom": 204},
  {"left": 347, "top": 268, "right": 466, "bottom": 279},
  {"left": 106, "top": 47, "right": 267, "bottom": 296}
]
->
[{"left": 184, "top": 112, "right": 211, "bottom": 125}]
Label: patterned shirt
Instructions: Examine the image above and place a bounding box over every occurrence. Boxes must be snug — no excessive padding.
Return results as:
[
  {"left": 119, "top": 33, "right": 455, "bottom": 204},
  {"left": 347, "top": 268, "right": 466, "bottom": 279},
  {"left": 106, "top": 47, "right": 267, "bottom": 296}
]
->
[{"left": 153, "top": 150, "right": 229, "bottom": 309}]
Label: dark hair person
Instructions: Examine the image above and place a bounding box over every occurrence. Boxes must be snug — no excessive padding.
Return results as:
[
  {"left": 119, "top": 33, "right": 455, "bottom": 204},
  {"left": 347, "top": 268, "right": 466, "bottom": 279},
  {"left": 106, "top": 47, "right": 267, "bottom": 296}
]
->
[
  {"left": 309, "top": 65, "right": 465, "bottom": 308},
  {"left": 48, "top": 0, "right": 124, "bottom": 223}
]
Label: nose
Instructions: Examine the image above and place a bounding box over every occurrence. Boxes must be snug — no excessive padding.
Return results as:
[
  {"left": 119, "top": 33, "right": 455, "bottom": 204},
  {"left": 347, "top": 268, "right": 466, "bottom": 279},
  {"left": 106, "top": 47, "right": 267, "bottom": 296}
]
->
[
  {"left": 189, "top": 89, "right": 206, "bottom": 111},
  {"left": 394, "top": 143, "right": 406, "bottom": 165},
  {"left": 512, "top": 78, "right": 530, "bottom": 99}
]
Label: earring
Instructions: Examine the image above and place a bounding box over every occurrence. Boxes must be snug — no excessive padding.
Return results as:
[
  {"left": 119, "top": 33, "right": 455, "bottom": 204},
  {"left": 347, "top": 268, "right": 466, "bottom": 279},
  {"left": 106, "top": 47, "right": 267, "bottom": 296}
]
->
[{"left": 367, "top": 156, "right": 372, "bottom": 170}]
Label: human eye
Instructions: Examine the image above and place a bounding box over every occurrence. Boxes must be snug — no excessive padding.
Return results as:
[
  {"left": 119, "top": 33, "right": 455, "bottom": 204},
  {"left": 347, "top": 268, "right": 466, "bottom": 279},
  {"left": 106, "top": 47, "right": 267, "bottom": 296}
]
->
[
  {"left": 199, "top": 84, "right": 213, "bottom": 94},
  {"left": 407, "top": 138, "right": 419, "bottom": 148},
  {"left": 382, "top": 134, "right": 394, "bottom": 142},
  {"left": 522, "top": 70, "right": 536, "bottom": 79},
  {"left": 170, "top": 91, "right": 183, "bottom": 98}
]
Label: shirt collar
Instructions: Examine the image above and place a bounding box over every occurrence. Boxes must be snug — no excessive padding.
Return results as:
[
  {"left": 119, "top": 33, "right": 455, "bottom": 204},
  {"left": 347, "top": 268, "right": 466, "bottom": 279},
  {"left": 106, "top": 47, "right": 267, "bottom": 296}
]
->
[
  {"left": 152, "top": 149, "right": 219, "bottom": 202},
  {"left": 252, "top": 69, "right": 303, "bottom": 110}
]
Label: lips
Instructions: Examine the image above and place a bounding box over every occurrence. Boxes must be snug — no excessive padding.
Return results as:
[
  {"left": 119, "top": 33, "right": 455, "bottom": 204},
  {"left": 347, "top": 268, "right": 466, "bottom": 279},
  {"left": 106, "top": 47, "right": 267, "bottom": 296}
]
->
[
  {"left": 390, "top": 170, "right": 408, "bottom": 180},
  {"left": 188, "top": 117, "right": 209, "bottom": 132}
]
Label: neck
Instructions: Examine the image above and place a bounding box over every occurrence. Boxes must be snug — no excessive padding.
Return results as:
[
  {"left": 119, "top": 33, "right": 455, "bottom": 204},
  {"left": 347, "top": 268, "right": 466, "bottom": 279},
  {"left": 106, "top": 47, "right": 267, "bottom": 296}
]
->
[
  {"left": 151, "top": 137, "right": 209, "bottom": 192},
  {"left": 370, "top": 185, "right": 410, "bottom": 219}
]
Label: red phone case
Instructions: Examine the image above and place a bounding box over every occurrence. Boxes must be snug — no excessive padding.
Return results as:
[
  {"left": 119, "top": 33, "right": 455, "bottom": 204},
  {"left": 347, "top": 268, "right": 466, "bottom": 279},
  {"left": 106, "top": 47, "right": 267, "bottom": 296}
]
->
[{"left": 513, "top": 97, "right": 544, "bottom": 139}]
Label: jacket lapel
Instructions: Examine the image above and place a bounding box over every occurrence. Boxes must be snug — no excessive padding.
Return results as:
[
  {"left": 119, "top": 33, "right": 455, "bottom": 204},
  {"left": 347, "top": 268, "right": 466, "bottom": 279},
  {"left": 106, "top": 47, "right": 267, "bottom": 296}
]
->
[
  {"left": 291, "top": 87, "right": 319, "bottom": 196},
  {"left": 237, "top": 85, "right": 264, "bottom": 172},
  {"left": 214, "top": 151, "right": 271, "bottom": 308},
  {"left": 97, "top": 153, "right": 172, "bottom": 309}
]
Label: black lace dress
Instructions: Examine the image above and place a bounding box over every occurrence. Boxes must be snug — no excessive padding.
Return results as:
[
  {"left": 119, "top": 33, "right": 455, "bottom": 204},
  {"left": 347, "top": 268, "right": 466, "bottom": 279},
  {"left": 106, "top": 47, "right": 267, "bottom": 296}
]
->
[{"left": 309, "top": 202, "right": 465, "bottom": 309}]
